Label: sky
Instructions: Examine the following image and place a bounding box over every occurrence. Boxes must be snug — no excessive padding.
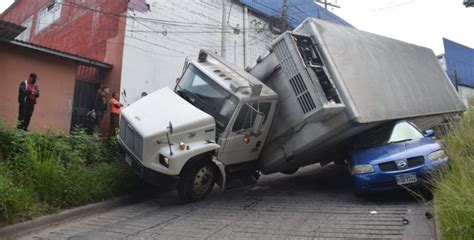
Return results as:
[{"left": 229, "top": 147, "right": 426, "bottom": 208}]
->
[
  {"left": 0, "top": 0, "right": 473, "bottom": 54},
  {"left": 329, "top": 0, "right": 474, "bottom": 54}
]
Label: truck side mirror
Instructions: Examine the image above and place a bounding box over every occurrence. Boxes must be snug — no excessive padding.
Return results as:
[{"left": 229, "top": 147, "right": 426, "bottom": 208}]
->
[
  {"left": 423, "top": 129, "right": 435, "bottom": 138},
  {"left": 252, "top": 112, "right": 265, "bottom": 136}
]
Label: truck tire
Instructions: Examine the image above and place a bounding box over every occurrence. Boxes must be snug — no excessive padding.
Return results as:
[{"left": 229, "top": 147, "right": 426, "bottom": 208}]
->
[
  {"left": 280, "top": 168, "right": 299, "bottom": 175},
  {"left": 178, "top": 156, "right": 216, "bottom": 202}
]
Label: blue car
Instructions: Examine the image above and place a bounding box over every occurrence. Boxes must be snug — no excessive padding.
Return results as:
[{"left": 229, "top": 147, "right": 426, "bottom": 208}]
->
[{"left": 348, "top": 120, "right": 448, "bottom": 194}]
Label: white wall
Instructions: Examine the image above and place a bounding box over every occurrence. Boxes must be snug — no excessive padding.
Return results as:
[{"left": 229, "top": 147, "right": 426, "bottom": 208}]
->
[
  {"left": 458, "top": 85, "right": 474, "bottom": 110},
  {"left": 120, "top": 0, "right": 278, "bottom": 104}
]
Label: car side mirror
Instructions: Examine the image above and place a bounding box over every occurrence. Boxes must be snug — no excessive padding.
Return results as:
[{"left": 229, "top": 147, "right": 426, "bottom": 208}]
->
[
  {"left": 423, "top": 129, "right": 435, "bottom": 138},
  {"left": 251, "top": 112, "right": 265, "bottom": 137}
]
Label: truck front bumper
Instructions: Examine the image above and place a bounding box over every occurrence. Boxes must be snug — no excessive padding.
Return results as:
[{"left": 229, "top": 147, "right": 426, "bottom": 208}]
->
[
  {"left": 352, "top": 159, "right": 448, "bottom": 193},
  {"left": 117, "top": 137, "right": 178, "bottom": 187}
]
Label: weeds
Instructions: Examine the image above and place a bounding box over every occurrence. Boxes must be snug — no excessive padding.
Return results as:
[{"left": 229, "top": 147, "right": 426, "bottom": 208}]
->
[
  {"left": 0, "top": 126, "right": 140, "bottom": 226},
  {"left": 433, "top": 112, "right": 474, "bottom": 239}
]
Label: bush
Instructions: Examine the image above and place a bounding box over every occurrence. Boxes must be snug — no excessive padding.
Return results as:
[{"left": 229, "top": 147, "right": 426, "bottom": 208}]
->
[
  {"left": 434, "top": 112, "right": 474, "bottom": 239},
  {"left": 0, "top": 126, "right": 140, "bottom": 226}
]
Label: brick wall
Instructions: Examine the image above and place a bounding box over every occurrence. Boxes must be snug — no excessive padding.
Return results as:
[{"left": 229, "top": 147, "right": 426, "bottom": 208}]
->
[{"left": 2, "top": 0, "right": 128, "bottom": 62}]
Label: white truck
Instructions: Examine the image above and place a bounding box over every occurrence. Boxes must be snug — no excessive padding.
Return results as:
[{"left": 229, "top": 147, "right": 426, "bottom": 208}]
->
[{"left": 118, "top": 18, "right": 465, "bottom": 202}]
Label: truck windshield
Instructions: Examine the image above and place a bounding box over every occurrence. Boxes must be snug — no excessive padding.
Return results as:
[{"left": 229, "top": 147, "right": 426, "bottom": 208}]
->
[
  {"left": 353, "top": 121, "right": 424, "bottom": 150},
  {"left": 176, "top": 65, "right": 238, "bottom": 135}
]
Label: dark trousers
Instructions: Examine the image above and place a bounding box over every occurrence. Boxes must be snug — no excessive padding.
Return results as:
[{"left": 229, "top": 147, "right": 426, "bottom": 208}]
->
[
  {"left": 18, "top": 100, "right": 35, "bottom": 131},
  {"left": 110, "top": 113, "right": 120, "bottom": 137}
]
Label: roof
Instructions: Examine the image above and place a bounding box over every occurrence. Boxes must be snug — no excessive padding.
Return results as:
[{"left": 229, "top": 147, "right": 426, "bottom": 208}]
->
[
  {"left": 0, "top": 38, "right": 112, "bottom": 69},
  {"left": 0, "top": 19, "right": 111, "bottom": 69},
  {"left": 302, "top": 19, "right": 465, "bottom": 123},
  {"left": 0, "top": 19, "right": 25, "bottom": 40},
  {"left": 443, "top": 38, "right": 474, "bottom": 88},
  {"left": 238, "top": 0, "right": 352, "bottom": 28}
]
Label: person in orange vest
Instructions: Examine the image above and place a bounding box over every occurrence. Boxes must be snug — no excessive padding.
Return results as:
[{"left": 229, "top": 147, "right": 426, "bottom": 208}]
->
[{"left": 109, "top": 92, "right": 123, "bottom": 137}]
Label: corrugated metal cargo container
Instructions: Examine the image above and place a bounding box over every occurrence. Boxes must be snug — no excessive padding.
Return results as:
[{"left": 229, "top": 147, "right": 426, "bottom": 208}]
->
[{"left": 252, "top": 19, "right": 466, "bottom": 173}]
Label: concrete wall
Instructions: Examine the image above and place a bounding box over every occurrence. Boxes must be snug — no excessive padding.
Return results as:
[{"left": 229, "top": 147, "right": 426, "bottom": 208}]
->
[
  {"left": 0, "top": 43, "right": 77, "bottom": 132},
  {"left": 120, "top": 0, "right": 278, "bottom": 104},
  {"left": 458, "top": 85, "right": 474, "bottom": 110}
]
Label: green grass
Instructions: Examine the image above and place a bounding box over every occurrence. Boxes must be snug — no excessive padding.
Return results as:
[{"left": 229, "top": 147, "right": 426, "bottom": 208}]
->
[
  {"left": 434, "top": 112, "right": 474, "bottom": 239},
  {"left": 0, "top": 126, "right": 140, "bottom": 226}
]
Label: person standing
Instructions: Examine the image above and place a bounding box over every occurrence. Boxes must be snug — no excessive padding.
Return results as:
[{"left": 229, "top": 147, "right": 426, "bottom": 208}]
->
[
  {"left": 109, "top": 92, "right": 123, "bottom": 137},
  {"left": 17, "top": 73, "right": 40, "bottom": 131},
  {"left": 92, "top": 87, "right": 109, "bottom": 127}
]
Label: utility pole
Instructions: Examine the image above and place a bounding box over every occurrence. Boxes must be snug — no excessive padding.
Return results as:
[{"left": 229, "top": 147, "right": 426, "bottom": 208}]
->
[
  {"left": 221, "top": 0, "right": 227, "bottom": 58},
  {"left": 281, "top": 0, "right": 290, "bottom": 31}
]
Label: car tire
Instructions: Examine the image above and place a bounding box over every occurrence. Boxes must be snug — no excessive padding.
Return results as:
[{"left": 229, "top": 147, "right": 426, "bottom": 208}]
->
[
  {"left": 280, "top": 168, "right": 299, "bottom": 175},
  {"left": 178, "top": 156, "right": 216, "bottom": 203}
]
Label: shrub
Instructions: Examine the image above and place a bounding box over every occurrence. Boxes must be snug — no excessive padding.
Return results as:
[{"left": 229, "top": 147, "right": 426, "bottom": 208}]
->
[
  {"left": 434, "top": 112, "right": 474, "bottom": 239},
  {"left": 0, "top": 126, "right": 140, "bottom": 226},
  {"left": 0, "top": 164, "right": 45, "bottom": 225}
]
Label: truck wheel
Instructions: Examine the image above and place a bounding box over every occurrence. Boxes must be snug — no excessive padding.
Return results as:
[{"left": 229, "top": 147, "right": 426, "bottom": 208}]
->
[
  {"left": 178, "top": 156, "right": 216, "bottom": 202},
  {"left": 280, "top": 168, "right": 299, "bottom": 175}
]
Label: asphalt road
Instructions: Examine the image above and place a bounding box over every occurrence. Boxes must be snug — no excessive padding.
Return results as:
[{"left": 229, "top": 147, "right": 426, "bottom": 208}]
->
[{"left": 19, "top": 164, "right": 435, "bottom": 239}]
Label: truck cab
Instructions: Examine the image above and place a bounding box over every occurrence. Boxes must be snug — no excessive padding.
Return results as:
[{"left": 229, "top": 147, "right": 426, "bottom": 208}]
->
[{"left": 118, "top": 50, "right": 277, "bottom": 202}]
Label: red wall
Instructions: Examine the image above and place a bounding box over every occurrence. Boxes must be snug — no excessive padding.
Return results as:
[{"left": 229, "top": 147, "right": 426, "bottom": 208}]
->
[
  {"left": 2, "top": 0, "right": 128, "bottom": 62},
  {"left": 2, "top": 0, "right": 129, "bottom": 134},
  {"left": 0, "top": 43, "right": 77, "bottom": 133}
]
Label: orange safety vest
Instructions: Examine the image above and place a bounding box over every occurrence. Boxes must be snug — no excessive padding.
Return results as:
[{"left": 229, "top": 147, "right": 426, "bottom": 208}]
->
[{"left": 110, "top": 98, "right": 121, "bottom": 114}]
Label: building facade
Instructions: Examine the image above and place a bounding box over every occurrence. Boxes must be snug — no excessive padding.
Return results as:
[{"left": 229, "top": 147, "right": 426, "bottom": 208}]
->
[
  {"left": 2, "top": 0, "right": 350, "bottom": 131},
  {"left": 0, "top": 36, "right": 110, "bottom": 132},
  {"left": 441, "top": 38, "right": 474, "bottom": 110}
]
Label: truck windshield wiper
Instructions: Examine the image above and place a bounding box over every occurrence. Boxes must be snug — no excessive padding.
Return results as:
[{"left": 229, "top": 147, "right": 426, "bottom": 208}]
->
[{"left": 389, "top": 139, "right": 413, "bottom": 144}]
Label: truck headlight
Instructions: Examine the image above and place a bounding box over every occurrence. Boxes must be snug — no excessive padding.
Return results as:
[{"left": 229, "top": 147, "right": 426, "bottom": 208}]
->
[
  {"left": 159, "top": 154, "right": 170, "bottom": 168},
  {"left": 429, "top": 150, "right": 447, "bottom": 161},
  {"left": 351, "top": 165, "right": 374, "bottom": 175}
]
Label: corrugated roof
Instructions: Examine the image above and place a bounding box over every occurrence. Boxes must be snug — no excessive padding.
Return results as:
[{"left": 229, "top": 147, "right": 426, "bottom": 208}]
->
[
  {"left": 0, "top": 19, "right": 25, "bottom": 40},
  {"left": 239, "top": 0, "right": 352, "bottom": 28},
  {"left": 444, "top": 38, "right": 474, "bottom": 88},
  {"left": 1, "top": 38, "right": 112, "bottom": 69}
]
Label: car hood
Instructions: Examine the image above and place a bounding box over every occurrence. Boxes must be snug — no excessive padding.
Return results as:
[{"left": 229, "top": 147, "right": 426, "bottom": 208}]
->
[
  {"left": 350, "top": 138, "right": 441, "bottom": 165},
  {"left": 121, "top": 87, "right": 215, "bottom": 139}
]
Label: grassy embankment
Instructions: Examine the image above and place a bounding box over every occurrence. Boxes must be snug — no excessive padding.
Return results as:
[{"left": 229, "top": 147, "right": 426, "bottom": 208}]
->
[
  {"left": 0, "top": 124, "right": 140, "bottom": 227},
  {"left": 434, "top": 111, "right": 474, "bottom": 239}
]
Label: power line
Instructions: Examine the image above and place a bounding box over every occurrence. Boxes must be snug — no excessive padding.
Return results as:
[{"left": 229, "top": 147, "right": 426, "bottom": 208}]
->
[{"left": 9, "top": 0, "right": 277, "bottom": 59}]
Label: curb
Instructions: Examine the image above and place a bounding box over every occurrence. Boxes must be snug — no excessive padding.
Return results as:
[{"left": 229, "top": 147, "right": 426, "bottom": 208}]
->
[
  {"left": 433, "top": 199, "right": 442, "bottom": 240},
  {"left": 0, "top": 194, "right": 143, "bottom": 239}
]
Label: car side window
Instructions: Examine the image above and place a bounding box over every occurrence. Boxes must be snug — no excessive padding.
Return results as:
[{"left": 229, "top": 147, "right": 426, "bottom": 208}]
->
[{"left": 232, "top": 102, "right": 271, "bottom": 132}]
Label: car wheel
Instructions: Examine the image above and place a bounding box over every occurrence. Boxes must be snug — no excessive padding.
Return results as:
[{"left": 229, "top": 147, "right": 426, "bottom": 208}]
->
[
  {"left": 178, "top": 156, "right": 216, "bottom": 203},
  {"left": 280, "top": 168, "right": 299, "bottom": 175}
]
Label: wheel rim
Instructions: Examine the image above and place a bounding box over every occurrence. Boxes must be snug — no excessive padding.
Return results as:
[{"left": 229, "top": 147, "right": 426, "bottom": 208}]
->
[{"left": 193, "top": 165, "right": 214, "bottom": 196}]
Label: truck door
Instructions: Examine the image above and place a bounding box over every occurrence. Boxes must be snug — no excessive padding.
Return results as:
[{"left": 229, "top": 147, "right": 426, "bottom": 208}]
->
[{"left": 218, "top": 101, "right": 275, "bottom": 165}]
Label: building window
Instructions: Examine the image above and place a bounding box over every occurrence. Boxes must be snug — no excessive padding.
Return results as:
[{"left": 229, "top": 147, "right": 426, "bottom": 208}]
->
[
  {"left": 37, "top": 0, "right": 63, "bottom": 32},
  {"left": 16, "top": 17, "right": 33, "bottom": 42}
]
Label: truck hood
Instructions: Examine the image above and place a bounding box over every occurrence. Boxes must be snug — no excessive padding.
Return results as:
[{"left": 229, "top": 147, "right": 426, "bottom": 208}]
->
[{"left": 121, "top": 87, "right": 215, "bottom": 139}]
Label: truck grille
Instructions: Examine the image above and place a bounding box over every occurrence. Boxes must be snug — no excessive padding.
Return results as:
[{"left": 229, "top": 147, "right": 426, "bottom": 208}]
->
[
  {"left": 120, "top": 116, "right": 143, "bottom": 160},
  {"left": 273, "top": 39, "right": 318, "bottom": 115},
  {"left": 378, "top": 156, "right": 425, "bottom": 172}
]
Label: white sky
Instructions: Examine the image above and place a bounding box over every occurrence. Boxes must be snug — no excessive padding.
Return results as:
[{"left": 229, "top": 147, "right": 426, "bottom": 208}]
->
[
  {"left": 0, "top": 0, "right": 14, "bottom": 14},
  {"left": 329, "top": 0, "right": 474, "bottom": 54},
  {"left": 1, "top": 0, "right": 473, "bottom": 54}
]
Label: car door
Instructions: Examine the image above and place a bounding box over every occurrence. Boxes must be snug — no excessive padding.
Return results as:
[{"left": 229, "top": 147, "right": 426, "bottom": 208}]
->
[{"left": 218, "top": 101, "right": 275, "bottom": 166}]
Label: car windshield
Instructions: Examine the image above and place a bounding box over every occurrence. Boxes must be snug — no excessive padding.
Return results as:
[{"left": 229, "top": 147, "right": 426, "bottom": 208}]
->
[
  {"left": 176, "top": 65, "right": 238, "bottom": 135},
  {"left": 353, "top": 121, "right": 424, "bottom": 150}
]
